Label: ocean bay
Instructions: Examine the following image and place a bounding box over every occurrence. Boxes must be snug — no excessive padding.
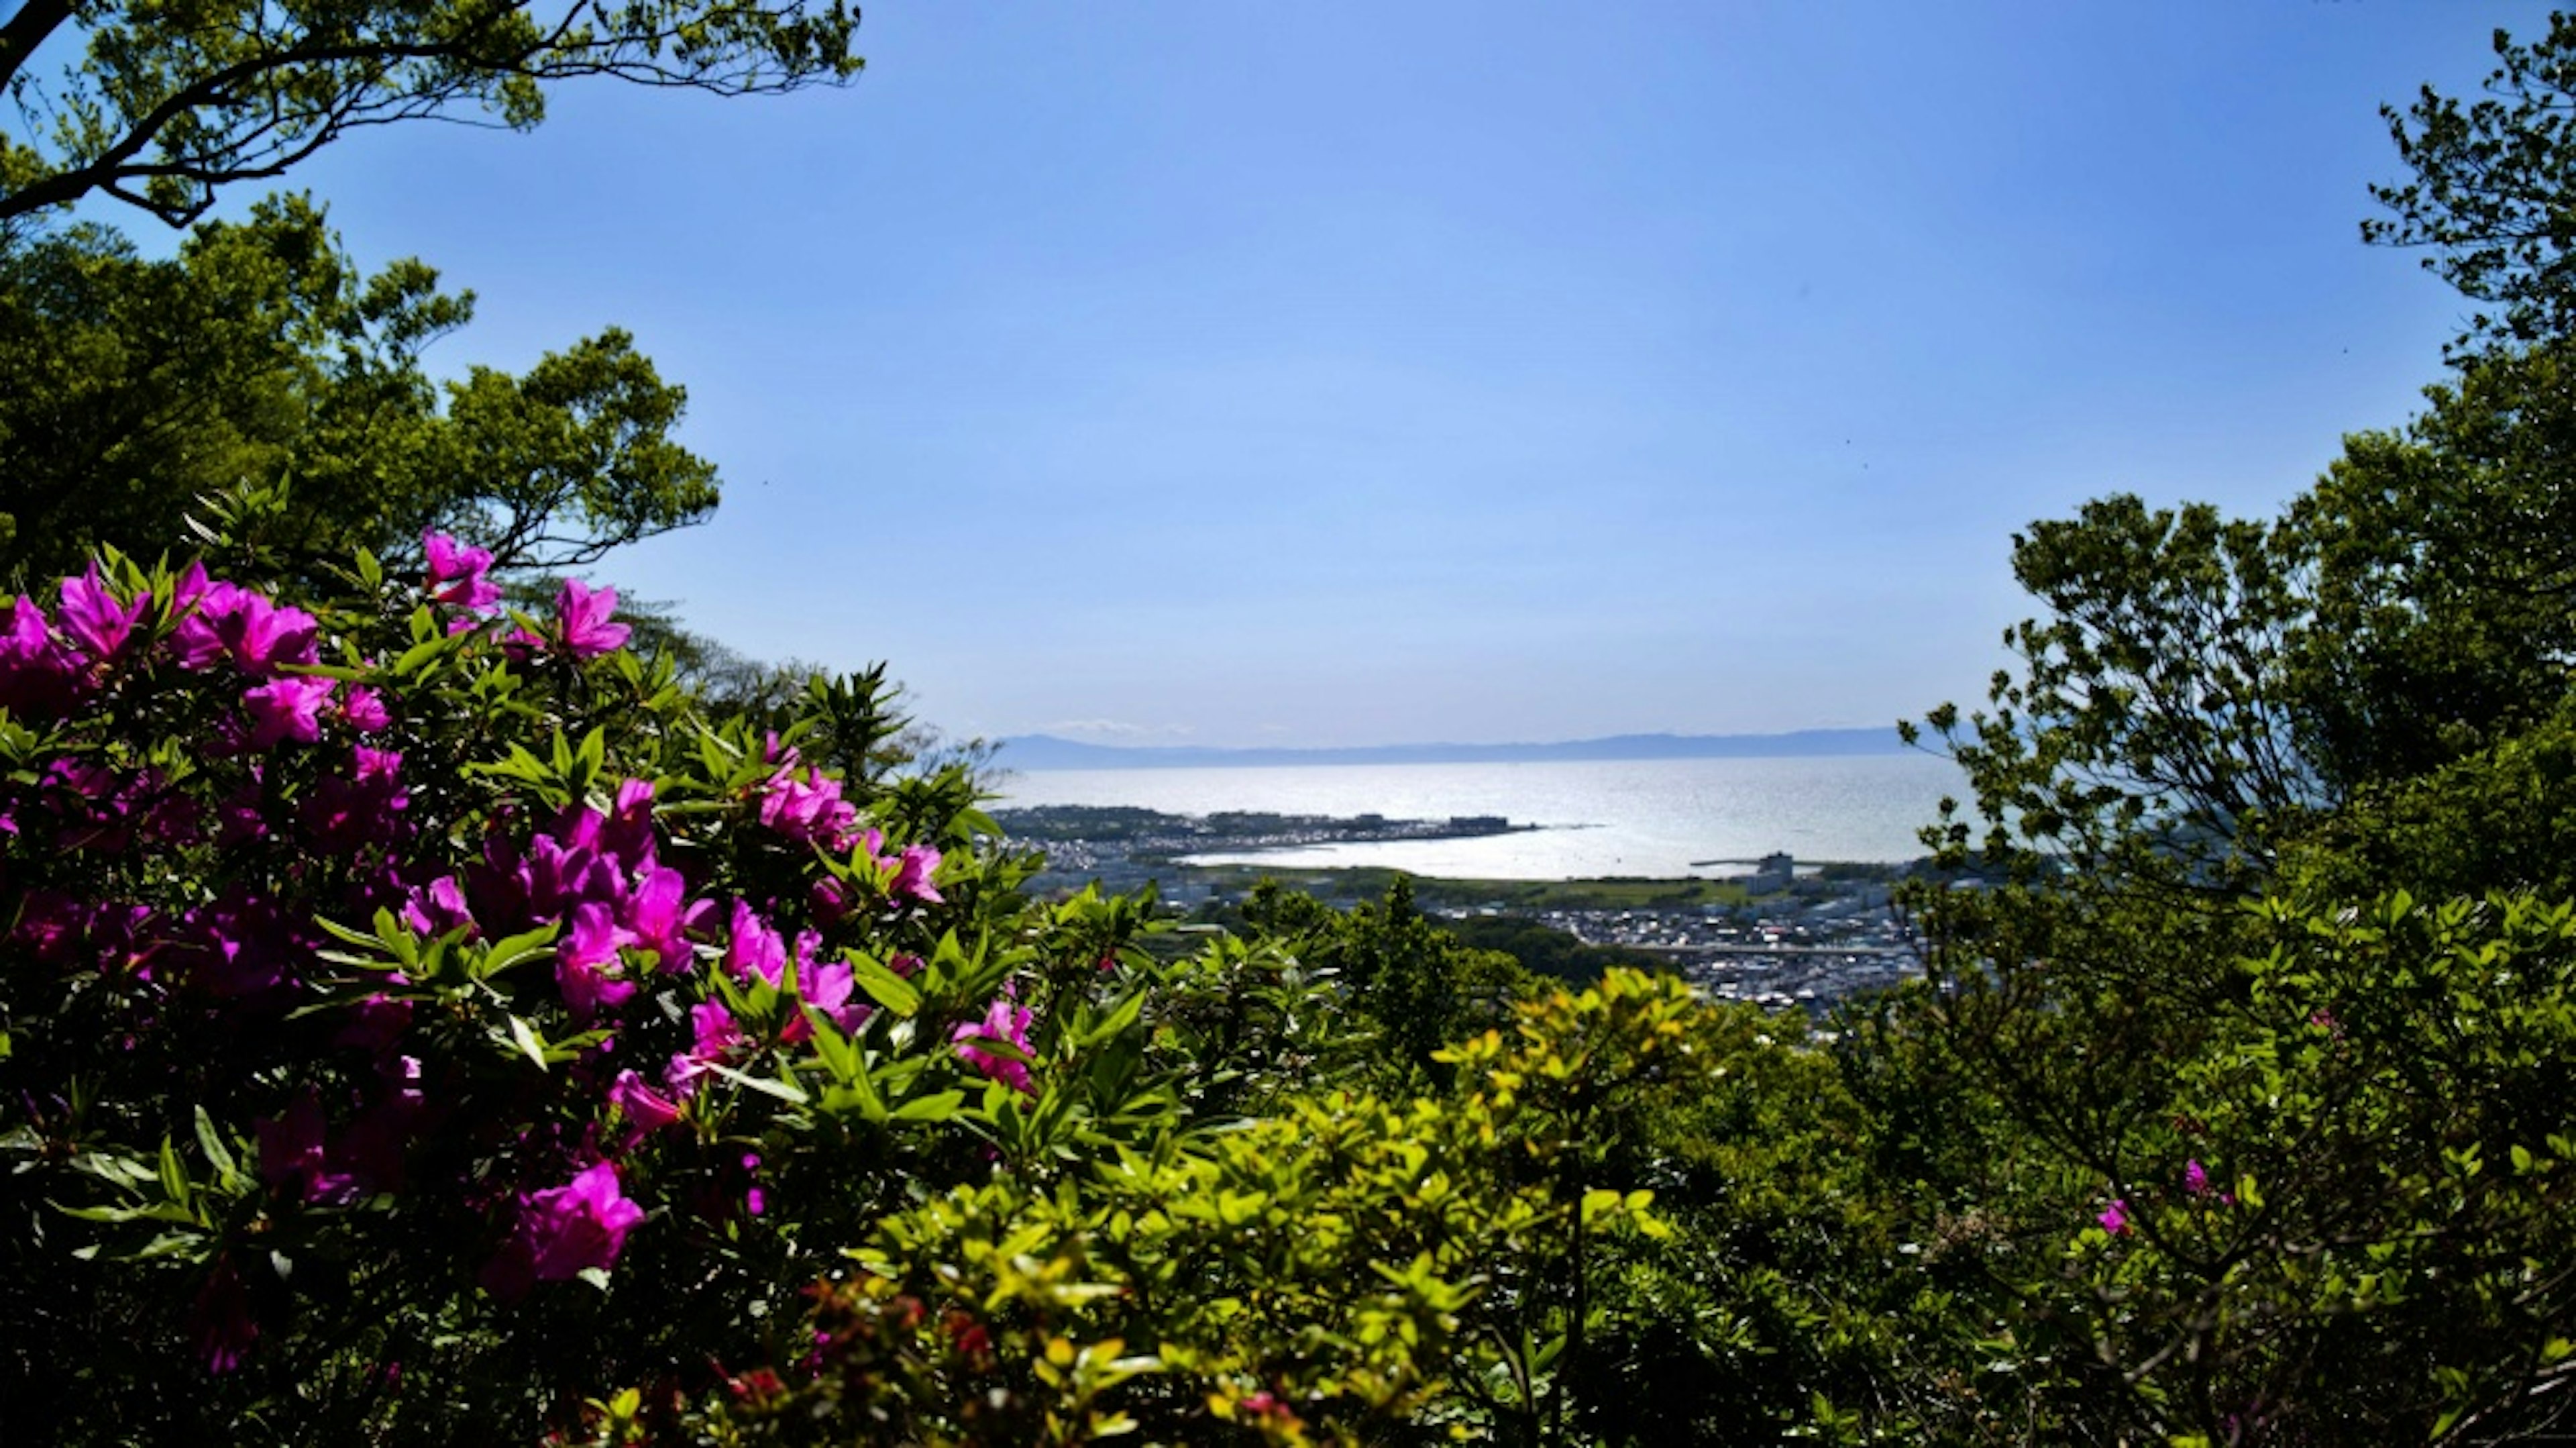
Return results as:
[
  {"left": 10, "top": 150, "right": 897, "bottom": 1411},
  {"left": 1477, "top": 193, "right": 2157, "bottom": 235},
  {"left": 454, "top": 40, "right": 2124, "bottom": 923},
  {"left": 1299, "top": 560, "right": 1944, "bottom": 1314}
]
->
[{"left": 990, "top": 752, "right": 1967, "bottom": 879}]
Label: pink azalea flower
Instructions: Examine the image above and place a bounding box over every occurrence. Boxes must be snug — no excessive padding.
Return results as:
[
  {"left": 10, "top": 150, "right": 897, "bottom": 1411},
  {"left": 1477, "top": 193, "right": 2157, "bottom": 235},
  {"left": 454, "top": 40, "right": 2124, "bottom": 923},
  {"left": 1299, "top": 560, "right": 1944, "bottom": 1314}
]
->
[
  {"left": 402, "top": 875, "right": 476, "bottom": 938},
  {"left": 215, "top": 776, "right": 268, "bottom": 847},
  {"left": 175, "top": 584, "right": 319, "bottom": 676},
  {"left": 599, "top": 778, "right": 658, "bottom": 870},
  {"left": 422, "top": 531, "right": 501, "bottom": 612},
  {"left": 339, "top": 1057, "right": 428, "bottom": 1194},
  {"left": 254, "top": 1092, "right": 360, "bottom": 1205},
  {"left": 554, "top": 579, "right": 629, "bottom": 660},
  {"left": 892, "top": 843, "right": 944, "bottom": 904},
  {"left": 609, "top": 1068, "right": 684, "bottom": 1139},
  {"left": 1, "top": 594, "right": 50, "bottom": 660},
  {"left": 758, "top": 765, "right": 857, "bottom": 850},
  {"left": 300, "top": 745, "right": 410, "bottom": 848},
  {"left": 2097, "top": 1198, "right": 2133, "bottom": 1236},
  {"left": 11, "top": 890, "right": 91, "bottom": 964},
  {"left": 337, "top": 684, "right": 393, "bottom": 733},
  {"left": 665, "top": 1000, "right": 745, "bottom": 1098},
  {"left": 2184, "top": 1159, "right": 2211, "bottom": 1196},
  {"left": 557, "top": 901, "right": 638, "bottom": 1024},
  {"left": 56, "top": 562, "right": 148, "bottom": 664},
  {"left": 170, "top": 560, "right": 214, "bottom": 609},
  {"left": 622, "top": 865, "right": 708, "bottom": 973},
  {"left": 335, "top": 991, "right": 415, "bottom": 1055},
  {"left": 808, "top": 876, "right": 849, "bottom": 927},
  {"left": 692, "top": 999, "right": 743, "bottom": 1055},
  {"left": 724, "top": 900, "right": 787, "bottom": 986},
  {"left": 241, "top": 675, "right": 335, "bottom": 749},
  {"left": 782, "top": 958, "right": 867, "bottom": 1044},
  {"left": 0, "top": 594, "right": 78, "bottom": 717},
  {"left": 518, "top": 829, "right": 615, "bottom": 925},
  {"left": 190, "top": 1258, "right": 259, "bottom": 1373},
  {"left": 530, "top": 1162, "right": 648, "bottom": 1279},
  {"left": 484, "top": 1162, "right": 647, "bottom": 1300},
  {"left": 953, "top": 991, "right": 1037, "bottom": 1096}
]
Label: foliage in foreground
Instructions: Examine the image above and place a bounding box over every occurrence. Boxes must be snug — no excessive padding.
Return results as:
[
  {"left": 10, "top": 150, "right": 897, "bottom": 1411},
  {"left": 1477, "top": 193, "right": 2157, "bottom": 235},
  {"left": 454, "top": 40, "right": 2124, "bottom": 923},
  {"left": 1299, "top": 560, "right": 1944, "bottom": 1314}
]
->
[{"left": 21, "top": 8, "right": 2576, "bottom": 1446}]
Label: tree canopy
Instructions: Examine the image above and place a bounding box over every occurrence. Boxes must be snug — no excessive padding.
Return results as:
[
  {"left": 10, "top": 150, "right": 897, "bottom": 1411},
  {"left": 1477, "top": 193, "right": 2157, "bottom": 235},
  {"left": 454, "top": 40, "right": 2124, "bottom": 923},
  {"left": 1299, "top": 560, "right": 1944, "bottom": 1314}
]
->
[
  {"left": 0, "top": 195, "right": 718, "bottom": 584},
  {"left": 0, "top": 0, "right": 863, "bottom": 229},
  {"left": 2370, "top": 13, "right": 2576, "bottom": 351}
]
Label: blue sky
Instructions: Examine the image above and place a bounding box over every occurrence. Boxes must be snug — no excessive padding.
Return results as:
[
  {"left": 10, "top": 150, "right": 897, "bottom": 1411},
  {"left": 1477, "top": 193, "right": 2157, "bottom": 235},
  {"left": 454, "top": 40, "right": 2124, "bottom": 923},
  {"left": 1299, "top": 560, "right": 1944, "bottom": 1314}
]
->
[{"left": 235, "top": 1, "right": 2548, "bottom": 747}]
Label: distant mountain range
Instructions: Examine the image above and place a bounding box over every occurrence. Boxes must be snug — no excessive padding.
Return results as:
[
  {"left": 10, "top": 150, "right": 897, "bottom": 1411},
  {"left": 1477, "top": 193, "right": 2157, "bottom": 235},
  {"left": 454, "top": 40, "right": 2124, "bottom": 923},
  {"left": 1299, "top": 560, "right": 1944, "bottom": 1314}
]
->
[{"left": 994, "top": 727, "right": 1909, "bottom": 771}]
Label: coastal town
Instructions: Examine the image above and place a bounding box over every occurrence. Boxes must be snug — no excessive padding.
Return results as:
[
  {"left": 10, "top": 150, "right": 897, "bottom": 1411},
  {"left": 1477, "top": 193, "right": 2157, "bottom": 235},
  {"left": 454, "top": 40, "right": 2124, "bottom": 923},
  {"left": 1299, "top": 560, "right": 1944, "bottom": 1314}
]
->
[{"left": 991, "top": 805, "right": 1928, "bottom": 1012}]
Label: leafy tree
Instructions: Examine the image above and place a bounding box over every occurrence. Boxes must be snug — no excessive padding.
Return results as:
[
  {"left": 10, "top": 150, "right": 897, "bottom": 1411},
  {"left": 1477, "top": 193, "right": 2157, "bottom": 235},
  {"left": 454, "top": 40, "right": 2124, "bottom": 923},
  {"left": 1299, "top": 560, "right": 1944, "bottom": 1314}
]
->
[
  {"left": 2288, "top": 338, "right": 2576, "bottom": 796},
  {"left": 1242, "top": 876, "right": 1529, "bottom": 1091},
  {"left": 0, "top": 195, "right": 718, "bottom": 583},
  {"left": 0, "top": 0, "right": 863, "bottom": 229},
  {"left": 1902, "top": 492, "right": 2322, "bottom": 894},
  {"left": 2369, "top": 13, "right": 2576, "bottom": 352}
]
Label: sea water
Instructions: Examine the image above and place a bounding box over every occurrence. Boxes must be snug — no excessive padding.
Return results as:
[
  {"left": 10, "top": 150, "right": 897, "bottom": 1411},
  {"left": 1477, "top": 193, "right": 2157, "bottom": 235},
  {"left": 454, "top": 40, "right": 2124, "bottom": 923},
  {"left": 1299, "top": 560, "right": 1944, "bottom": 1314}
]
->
[{"left": 989, "top": 754, "right": 1968, "bottom": 880}]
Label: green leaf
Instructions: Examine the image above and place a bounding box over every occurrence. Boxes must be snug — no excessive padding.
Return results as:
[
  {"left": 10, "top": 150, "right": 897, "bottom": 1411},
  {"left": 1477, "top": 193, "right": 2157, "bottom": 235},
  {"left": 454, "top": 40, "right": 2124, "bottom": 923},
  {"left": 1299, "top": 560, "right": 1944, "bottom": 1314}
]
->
[
  {"left": 573, "top": 726, "right": 606, "bottom": 786},
  {"left": 314, "top": 915, "right": 387, "bottom": 951},
  {"left": 56, "top": 1200, "right": 199, "bottom": 1226},
  {"left": 502, "top": 1015, "right": 550, "bottom": 1073},
  {"left": 157, "top": 1137, "right": 188, "bottom": 1206},
  {"left": 958, "top": 1033, "right": 1036, "bottom": 1070},
  {"left": 390, "top": 635, "right": 449, "bottom": 678},
  {"left": 1076, "top": 989, "right": 1148, "bottom": 1050},
  {"left": 191, "top": 1107, "right": 236, "bottom": 1182},
  {"left": 824, "top": 1053, "right": 888, "bottom": 1123},
  {"left": 804, "top": 1013, "right": 861, "bottom": 1082},
  {"left": 890, "top": 1090, "right": 965, "bottom": 1123},
  {"left": 848, "top": 955, "right": 922, "bottom": 1017},
  {"left": 476, "top": 925, "right": 560, "bottom": 982},
  {"left": 706, "top": 1060, "right": 811, "bottom": 1106}
]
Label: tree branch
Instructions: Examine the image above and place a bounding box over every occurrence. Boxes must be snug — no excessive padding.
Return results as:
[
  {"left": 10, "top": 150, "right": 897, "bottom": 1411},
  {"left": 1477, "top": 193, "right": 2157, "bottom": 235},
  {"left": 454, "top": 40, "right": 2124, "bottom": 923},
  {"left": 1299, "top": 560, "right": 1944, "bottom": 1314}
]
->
[{"left": 0, "top": 0, "right": 75, "bottom": 95}]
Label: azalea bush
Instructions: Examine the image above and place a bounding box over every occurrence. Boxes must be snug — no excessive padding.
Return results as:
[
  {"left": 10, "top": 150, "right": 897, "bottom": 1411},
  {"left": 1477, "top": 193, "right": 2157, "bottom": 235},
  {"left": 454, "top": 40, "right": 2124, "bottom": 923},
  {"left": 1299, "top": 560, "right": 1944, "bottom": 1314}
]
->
[{"left": 0, "top": 540, "right": 1235, "bottom": 1443}]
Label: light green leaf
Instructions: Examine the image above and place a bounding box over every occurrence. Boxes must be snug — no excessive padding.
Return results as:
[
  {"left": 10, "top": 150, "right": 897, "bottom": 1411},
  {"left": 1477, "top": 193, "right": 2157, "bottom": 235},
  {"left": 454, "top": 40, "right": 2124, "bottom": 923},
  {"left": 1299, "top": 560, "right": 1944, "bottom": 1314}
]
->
[
  {"left": 848, "top": 955, "right": 922, "bottom": 1017},
  {"left": 890, "top": 1090, "right": 965, "bottom": 1123}
]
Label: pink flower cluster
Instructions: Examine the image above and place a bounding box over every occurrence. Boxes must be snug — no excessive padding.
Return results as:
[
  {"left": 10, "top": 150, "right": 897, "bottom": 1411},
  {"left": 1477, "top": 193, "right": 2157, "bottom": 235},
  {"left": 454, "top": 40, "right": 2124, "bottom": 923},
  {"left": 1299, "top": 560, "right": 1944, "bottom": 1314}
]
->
[
  {"left": 953, "top": 988, "right": 1037, "bottom": 1096},
  {"left": 753, "top": 745, "right": 944, "bottom": 906},
  {"left": 1, "top": 563, "right": 177, "bottom": 718},
  {"left": 1, "top": 551, "right": 1006, "bottom": 1363},
  {"left": 720, "top": 900, "right": 866, "bottom": 1044},
  {"left": 479, "top": 1162, "right": 647, "bottom": 1302},
  {"left": 463, "top": 779, "right": 714, "bottom": 1025},
  {"left": 759, "top": 756, "right": 859, "bottom": 850},
  {"left": 502, "top": 577, "right": 631, "bottom": 662},
  {"left": 423, "top": 531, "right": 500, "bottom": 613}
]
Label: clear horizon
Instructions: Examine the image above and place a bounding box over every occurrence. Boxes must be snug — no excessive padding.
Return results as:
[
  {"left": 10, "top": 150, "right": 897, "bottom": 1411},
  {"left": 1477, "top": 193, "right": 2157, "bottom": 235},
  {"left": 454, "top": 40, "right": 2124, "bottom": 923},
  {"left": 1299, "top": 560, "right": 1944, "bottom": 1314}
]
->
[
  {"left": 995, "top": 723, "right": 1902, "bottom": 747},
  {"left": 133, "top": 1, "right": 2553, "bottom": 748}
]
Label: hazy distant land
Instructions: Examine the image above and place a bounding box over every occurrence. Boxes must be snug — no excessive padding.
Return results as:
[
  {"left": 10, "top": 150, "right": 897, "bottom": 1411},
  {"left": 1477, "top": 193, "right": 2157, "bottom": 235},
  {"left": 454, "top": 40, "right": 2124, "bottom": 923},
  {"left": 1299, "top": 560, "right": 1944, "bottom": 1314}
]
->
[{"left": 995, "top": 727, "right": 1908, "bottom": 772}]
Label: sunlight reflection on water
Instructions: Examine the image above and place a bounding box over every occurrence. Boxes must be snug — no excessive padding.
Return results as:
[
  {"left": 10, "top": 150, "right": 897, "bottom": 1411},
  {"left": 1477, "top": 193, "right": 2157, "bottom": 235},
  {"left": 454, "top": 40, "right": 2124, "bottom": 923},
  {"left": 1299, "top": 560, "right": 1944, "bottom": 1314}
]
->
[{"left": 991, "top": 755, "right": 1965, "bottom": 879}]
